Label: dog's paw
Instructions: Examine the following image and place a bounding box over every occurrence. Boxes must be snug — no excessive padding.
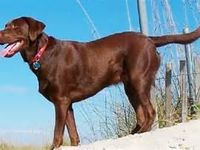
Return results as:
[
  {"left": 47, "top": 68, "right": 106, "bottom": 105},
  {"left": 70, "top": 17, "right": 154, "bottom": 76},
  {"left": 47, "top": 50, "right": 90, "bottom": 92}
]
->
[{"left": 50, "top": 145, "right": 62, "bottom": 150}]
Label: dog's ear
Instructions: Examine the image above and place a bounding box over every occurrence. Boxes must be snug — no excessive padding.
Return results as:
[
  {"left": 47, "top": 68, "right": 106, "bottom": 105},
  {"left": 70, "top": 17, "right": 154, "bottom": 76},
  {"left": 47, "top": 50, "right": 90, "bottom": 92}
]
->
[{"left": 22, "top": 17, "right": 46, "bottom": 41}]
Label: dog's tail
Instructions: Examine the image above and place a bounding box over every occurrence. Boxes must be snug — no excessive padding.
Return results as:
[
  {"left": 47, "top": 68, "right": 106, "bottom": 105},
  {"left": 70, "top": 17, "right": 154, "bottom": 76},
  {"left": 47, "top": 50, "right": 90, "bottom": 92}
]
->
[{"left": 150, "top": 27, "right": 200, "bottom": 47}]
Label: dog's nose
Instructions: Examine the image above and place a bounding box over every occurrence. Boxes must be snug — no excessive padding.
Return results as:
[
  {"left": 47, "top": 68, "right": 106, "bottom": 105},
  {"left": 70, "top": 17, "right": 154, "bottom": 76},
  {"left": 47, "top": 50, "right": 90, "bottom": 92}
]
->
[
  {"left": 0, "top": 32, "right": 2, "bottom": 45},
  {"left": 0, "top": 33, "right": 4, "bottom": 45}
]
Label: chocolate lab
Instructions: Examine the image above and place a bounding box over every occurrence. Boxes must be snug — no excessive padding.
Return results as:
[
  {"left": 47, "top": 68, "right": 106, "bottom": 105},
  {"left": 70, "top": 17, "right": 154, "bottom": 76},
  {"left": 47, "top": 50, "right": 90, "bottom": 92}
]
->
[{"left": 0, "top": 17, "right": 199, "bottom": 149}]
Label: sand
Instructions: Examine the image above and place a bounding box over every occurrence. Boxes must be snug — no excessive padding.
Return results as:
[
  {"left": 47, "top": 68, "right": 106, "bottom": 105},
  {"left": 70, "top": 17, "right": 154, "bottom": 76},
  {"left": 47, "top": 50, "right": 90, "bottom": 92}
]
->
[{"left": 59, "top": 119, "right": 200, "bottom": 150}]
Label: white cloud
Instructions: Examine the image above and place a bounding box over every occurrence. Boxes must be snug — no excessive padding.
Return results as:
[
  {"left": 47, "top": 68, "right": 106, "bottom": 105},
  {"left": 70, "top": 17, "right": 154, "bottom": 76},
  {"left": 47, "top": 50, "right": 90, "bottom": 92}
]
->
[
  {"left": 0, "top": 129, "right": 50, "bottom": 135},
  {"left": 0, "top": 85, "right": 29, "bottom": 94}
]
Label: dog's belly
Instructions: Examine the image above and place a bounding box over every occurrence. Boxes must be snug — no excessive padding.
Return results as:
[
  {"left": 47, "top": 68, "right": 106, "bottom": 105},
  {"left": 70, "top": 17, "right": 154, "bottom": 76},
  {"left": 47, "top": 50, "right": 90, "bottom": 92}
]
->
[
  {"left": 69, "top": 64, "right": 123, "bottom": 102},
  {"left": 69, "top": 76, "right": 122, "bottom": 102}
]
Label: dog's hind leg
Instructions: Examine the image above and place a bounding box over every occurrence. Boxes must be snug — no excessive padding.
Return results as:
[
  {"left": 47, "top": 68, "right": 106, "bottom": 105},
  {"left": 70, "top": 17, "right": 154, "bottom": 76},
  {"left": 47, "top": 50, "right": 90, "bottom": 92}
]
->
[
  {"left": 124, "top": 74, "right": 156, "bottom": 134},
  {"left": 65, "top": 104, "right": 80, "bottom": 146},
  {"left": 124, "top": 82, "right": 145, "bottom": 133},
  {"left": 123, "top": 44, "right": 160, "bottom": 134}
]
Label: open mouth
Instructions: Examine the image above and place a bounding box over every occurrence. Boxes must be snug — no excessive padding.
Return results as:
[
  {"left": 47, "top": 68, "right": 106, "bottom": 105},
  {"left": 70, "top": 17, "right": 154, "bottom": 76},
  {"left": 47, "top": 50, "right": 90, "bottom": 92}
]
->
[{"left": 0, "top": 40, "right": 24, "bottom": 57}]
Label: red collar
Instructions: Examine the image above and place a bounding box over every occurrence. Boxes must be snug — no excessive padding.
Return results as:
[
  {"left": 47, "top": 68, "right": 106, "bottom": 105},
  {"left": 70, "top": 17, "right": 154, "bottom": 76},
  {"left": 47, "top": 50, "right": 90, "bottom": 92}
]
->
[{"left": 32, "top": 38, "right": 48, "bottom": 63}]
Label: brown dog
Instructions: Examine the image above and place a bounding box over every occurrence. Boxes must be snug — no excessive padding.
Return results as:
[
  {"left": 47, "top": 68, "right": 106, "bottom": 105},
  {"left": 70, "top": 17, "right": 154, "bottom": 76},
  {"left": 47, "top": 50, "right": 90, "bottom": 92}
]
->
[{"left": 0, "top": 17, "right": 199, "bottom": 149}]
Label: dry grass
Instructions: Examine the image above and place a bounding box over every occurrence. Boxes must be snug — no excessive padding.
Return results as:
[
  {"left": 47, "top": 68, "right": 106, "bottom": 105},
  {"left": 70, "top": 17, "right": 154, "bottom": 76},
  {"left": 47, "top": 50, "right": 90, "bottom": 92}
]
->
[
  {"left": 0, "top": 139, "right": 70, "bottom": 150},
  {"left": 0, "top": 143, "right": 50, "bottom": 150}
]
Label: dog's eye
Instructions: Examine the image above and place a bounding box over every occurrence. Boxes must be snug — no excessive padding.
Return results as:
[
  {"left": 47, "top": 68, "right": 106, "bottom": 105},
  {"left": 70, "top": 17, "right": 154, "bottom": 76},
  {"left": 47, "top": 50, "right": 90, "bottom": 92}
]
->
[
  {"left": 5, "top": 24, "right": 16, "bottom": 29},
  {"left": 10, "top": 24, "right": 16, "bottom": 29},
  {"left": 5, "top": 24, "right": 8, "bottom": 29}
]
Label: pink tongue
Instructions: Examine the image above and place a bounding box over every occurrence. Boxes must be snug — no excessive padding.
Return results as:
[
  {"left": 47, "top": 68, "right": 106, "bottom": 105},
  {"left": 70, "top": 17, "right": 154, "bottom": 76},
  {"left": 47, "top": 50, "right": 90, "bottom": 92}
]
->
[{"left": 0, "top": 44, "right": 15, "bottom": 57}]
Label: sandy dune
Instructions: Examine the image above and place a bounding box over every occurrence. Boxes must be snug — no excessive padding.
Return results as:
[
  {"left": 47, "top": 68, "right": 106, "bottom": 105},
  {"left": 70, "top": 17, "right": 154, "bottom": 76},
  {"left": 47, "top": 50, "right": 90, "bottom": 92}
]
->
[{"left": 60, "top": 119, "right": 200, "bottom": 150}]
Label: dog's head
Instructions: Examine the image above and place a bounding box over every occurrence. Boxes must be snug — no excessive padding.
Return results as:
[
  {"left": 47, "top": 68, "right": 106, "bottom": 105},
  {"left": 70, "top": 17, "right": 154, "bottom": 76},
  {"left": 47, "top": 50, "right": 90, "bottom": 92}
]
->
[{"left": 0, "top": 17, "right": 45, "bottom": 57}]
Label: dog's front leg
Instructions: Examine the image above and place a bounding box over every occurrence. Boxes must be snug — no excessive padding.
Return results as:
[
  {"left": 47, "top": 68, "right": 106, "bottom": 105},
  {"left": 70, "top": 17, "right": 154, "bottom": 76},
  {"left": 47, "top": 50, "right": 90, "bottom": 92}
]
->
[
  {"left": 51, "top": 98, "right": 71, "bottom": 150},
  {"left": 66, "top": 104, "right": 80, "bottom": 146}
]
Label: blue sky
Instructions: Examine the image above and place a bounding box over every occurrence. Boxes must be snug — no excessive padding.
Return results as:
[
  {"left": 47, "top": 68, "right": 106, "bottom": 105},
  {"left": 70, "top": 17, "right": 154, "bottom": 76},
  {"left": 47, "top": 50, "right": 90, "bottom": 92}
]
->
[{"left": 0, "top": 0, "right": 200, "bottom": 146}]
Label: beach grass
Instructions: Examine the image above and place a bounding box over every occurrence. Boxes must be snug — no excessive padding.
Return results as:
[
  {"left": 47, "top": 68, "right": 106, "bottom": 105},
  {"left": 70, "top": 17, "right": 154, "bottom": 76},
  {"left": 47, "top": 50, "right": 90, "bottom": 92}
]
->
[
  {"left": 0, "top": 142, "right": 50, "bottom": 150},
  {"left": 0, "top": 139, "right": 70, "bottom": 150}
]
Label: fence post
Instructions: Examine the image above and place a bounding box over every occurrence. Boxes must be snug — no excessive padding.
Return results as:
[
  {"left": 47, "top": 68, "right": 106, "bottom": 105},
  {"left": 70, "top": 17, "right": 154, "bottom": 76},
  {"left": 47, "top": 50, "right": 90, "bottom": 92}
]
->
[
  {"left": 194, "top": 56, "right": 200, "bottom": 103},
  {"left": 165, "top": 63, "right": 172, "bottom": 126},
  {"left": 180, "top": 60, "right": 187, "bottom": 122},
  {"left": 151, "top": 85, "right": 159, "bottom": 130},
  {"left": 137, "top": 0, "right": 148, "bottom": 35},
  {"left": 183, "top": 27, "right": 195, "bottom": 115}
]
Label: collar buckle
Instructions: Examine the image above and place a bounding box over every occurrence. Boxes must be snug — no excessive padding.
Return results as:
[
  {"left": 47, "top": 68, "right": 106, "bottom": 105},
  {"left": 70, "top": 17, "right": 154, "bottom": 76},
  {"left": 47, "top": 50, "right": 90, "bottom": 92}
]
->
[{"left": 33, "top": 60, "right": 41, "bottom": 70}]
